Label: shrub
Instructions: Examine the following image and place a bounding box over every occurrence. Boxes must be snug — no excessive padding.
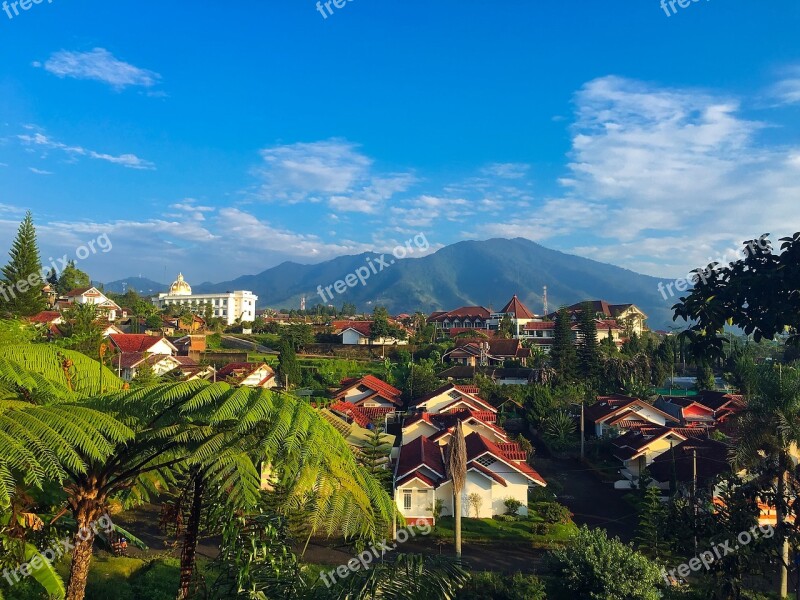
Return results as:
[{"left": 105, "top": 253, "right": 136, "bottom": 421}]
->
[
  {"left": 457, "top": 571, "right": 546, "bottom": 600},
  {"left": 535, "top": 501, "right": 572, "bottom": 524},
  {"left": 548, "top": 526, "right": 662, "bottom": 600},
  {"left": 492, "top": 514, "right": 519, "bottom": 522},
  {"left": 531, "top": 523, "right": 548, "bottom": 535},
  {"left": 504, "top": 497, "right": 523, "bottom": 515}
]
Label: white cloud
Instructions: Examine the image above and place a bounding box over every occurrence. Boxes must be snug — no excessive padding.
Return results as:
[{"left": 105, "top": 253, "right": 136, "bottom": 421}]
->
[
  {"left": 39, "top": 48, "right": 161, "bottom": 89},
  {"left": 480, "top": 163, "right": 530, "bottom": 179},
  {"left": 472, "top": 75, "right": 800, "bottom": 276},
  {"left": 563, "top": 76, "right": 800, "bottom": 239},
  {"left": 770, "top": 65, "right": 800, "bottom": 105},
  {"left": 214, "top": 208, "right": 374, "bottom": 258},
  {"left": 18, "top": 129, "right": 155, "bottom": 170},
  {"left": 252, "top": 139, "right": 415, "bottom": 212},
  {"left": 29, "top": 167, "right": 53, "bottom": 175},
  {"left": 170, "top": 200, "right": 215, "bottom": 213}
]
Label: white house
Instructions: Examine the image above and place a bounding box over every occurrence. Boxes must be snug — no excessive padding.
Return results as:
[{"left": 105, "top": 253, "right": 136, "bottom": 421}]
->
[
  {"left": 395, "top": 383, "right": 546, "bottom": 524},
  {"left": 152, "top": 273, "right": 257, "bottom": 326},
  {"left": 584, "top": 394, "right": 680, "bottom": 437},
  {"left": 63, "top": 287, "right": 123, "bottom": 321},
  {"left": 333, "top": 320, "right": 408, "bottom": 346},
  {"left": 394, "top": 432, "right": 546, "bottom": 524},
  {"left": 410, "top": 383, "right": 497, "bottom": 416},
  {"left": 216, "top": 362, "right": 277, "bottom": 389},
  {"left": 108, "top": 333, "right": 178, "bottom": 356},
  {"left": 115, "top": 353, "right": 183, "bottom": 381}
]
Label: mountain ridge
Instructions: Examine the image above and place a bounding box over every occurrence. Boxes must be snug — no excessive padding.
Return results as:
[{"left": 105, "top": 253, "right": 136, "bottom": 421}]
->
[{"left": 104, "top": 238, "right": 677, "bottom": 328}]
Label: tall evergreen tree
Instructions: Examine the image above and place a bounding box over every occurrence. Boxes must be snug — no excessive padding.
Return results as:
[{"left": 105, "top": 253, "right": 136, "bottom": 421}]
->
[
  {"left": 1, "top": 211, "right": 46, "bottom": 316},
  {"left": 577, "top": 302, "right": 600, "bottom": 384},
  {"left": 277, "top": 339, "right": 301, "bottom": 388},
  {"left": 358, "top": 427, "right": 392, "bottom": 493},
  {"left": 695, "top": 360, "right": 716, "bottom": 391},
  {"left": 550, "top": 307, "right": 577, "bottom": 381},
  {"left": 635, "top": 486, "right": 667, "bottom": 560}
]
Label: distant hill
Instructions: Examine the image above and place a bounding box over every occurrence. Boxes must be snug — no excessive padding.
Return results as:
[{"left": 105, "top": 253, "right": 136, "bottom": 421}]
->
[
  {"left": 187, "top": 238, "right": 677, "bottom": 329},
  {"left": 102, "top": 277, "right": 167, "bottom": 295}
]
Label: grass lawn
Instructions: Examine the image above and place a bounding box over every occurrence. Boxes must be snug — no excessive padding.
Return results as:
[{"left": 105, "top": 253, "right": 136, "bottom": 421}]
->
[
  {"left": 430, "top": 514, "right": 577, "bottom": 548},
  {"left": 4, "top": 554, "right": 189, "bottom": 600}
]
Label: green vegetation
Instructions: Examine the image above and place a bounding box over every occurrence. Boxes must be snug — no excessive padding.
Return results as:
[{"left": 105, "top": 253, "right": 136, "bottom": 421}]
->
[
  {"left": 457, "top": 571, "right": 547, "bottom": 600},
  {"left": 548, "top": 526, "right": 662, "bottom": 600},
  {"left": 431, "top": 500, "right": 577, "bottom": 548},
  {"left": 0, "top": 211, "right": 47, "bottom": 316}
]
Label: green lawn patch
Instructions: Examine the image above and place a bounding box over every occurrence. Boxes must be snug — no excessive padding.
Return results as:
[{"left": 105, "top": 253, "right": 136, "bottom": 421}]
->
[{"left": 431, "top": 513, "right": 577, "bottom": 548}]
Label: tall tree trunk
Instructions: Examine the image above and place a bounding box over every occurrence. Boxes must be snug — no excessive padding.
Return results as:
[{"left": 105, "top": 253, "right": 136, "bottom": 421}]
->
[
  {"left": 65, "top": 495, "right": 105, "bottom": 600},
  {"left": 178, "top": 472, "right": 205, "bottom": 600},
  {"left": 776, "top": 468, "right": 789, "bottom": 599},
  {"left": 454, "top": 492, "right": 462, "bottom": 559}
]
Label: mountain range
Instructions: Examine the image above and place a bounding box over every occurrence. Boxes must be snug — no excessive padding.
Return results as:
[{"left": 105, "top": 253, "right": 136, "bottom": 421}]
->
[{"left": 104, "top": 238, "right": 679, "bottom": 329}]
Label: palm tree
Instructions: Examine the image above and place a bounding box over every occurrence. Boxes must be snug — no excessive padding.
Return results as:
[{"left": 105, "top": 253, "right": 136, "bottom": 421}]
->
[
  {"left": 732, "top": 364, "right": 800, "bottom": 599},
  {"left": 172, "top": 386, "right": 399, "bottom": 599},
  {"left": 0, "top": 344, "right": 133, "bottom": 600},
  {"left": 445, "top": 421, "right": 467, "bottom": 559},
  {"left": 0, "top": 343, "right": 399, "bottom": 600}
]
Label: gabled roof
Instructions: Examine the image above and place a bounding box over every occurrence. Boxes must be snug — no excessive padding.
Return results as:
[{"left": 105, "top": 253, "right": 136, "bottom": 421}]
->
[
  {"left": 695, "top": 391, "right": 746, "bottom": 412},
  {"left": 584, "top": 394, "right": 640, "bottom": 422},
  {"left": 334, "top": 375, "right": 402, "bottom": 406},
  {"left": 109, "top": 334, "right": 177, "bottom": 353},
  {"left": 427, "top": 307, "right": 491, "bottom": 323},
  {"left": 455, "top": 385, "right": 481, "bottom": 396},
  {"left": 334, "top": 320, "right": 372, "bottom": 337},
  {"left": 64, "top": 286, "right": 99, "bottom": 297},
  {"left": 585, "top": 394, "right": 680, "bottom": 425},
  {"left": 217, "top": 362, "right": 273, "bottom": 380},
  {"left": 655, "top": 396, "right": 716, "bottom": 424},
  {"left": 450, "top": 338, "right": 526, "bottom": 360},
  {"left": 395, "top": 436, "right": 445, "bottom": 480},
  {"left": 396, "top": 472, "right": 438, "bottom": 489},
  {"left": 467, "top": 461, "right": 508, "bottom": 486},
  {"left": 549, "top": 301, "right": 647, "bottom": 321},
  {"left": 329, "top": 401, "right": 372, "bottom": 428},
  {"left": 411, "top": 383, "right": 497, "bottom": 413},
  {"left": 612, "top": 427, "right": 688, "bottom": 462},
  {"left": 27, "top": 310, "right": 62, "bottom": 324},
  {"left": 649, "top": 438, "right": 731, "bottom": 485},
  {"left": 498, "top": 295, "right": 536, "bottom": 320},
  {"left": 410, "top": 410, "right": 508, "bottom": 442},
  {"left": 464, "top": 432, "right": 546, "bottom": 486},
  {"left": 115, "top": 352, "right": 177, "bottom": 370}
]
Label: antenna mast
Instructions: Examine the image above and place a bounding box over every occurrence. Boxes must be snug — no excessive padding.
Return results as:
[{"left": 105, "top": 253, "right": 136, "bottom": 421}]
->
[{"left": 543, "top": 285, "right": 548, "bottom": 316}]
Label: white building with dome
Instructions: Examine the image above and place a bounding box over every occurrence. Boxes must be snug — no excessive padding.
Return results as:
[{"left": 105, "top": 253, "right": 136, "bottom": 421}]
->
[{"left": 153, "top": 273, "right": 258, "bottom": 326}]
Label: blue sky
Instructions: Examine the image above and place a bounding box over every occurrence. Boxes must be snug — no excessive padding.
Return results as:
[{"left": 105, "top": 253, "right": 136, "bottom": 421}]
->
[{"left": 0, "top": 0, "right": 798, "bottom": 284}]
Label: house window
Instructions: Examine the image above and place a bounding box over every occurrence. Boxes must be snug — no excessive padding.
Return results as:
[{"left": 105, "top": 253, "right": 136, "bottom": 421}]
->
[
  {"left": 403, "top": 490, "right": 412, "bottom": 510},
  {"left": 448, "top": 390, "right": 461, "bottom": 399},
  {"left": 476, "top": 455, "right": 496, "bottom": 468}
]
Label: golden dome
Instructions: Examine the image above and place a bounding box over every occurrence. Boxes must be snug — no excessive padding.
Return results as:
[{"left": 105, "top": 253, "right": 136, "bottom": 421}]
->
[{"left": 169, "top": 273, "right": 192, "bottom": 296}]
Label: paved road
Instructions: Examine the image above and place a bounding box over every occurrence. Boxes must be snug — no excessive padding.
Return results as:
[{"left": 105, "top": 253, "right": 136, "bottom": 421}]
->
[
  {"left": 301, "top": 538, "right": 544, "bottom": 574},
  {"left": 221, "top": 335, "right": 276, "bottom": 354},
  {"left": 532, "top": 455, "right": 638, "bottom": 542}
]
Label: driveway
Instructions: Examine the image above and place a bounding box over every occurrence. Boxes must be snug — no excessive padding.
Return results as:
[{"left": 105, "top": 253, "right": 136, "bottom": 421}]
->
[{"left": 532, "top": 455, "right": 638, "bottom": 542}]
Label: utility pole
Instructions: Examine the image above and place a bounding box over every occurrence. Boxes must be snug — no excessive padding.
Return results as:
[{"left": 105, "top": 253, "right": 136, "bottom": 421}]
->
[
  {"left": 580, "top": 400, "right": 585, "bottom": 461},
  {"left": 692, "top": 448, "right": 698, "bottom": 554}
]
